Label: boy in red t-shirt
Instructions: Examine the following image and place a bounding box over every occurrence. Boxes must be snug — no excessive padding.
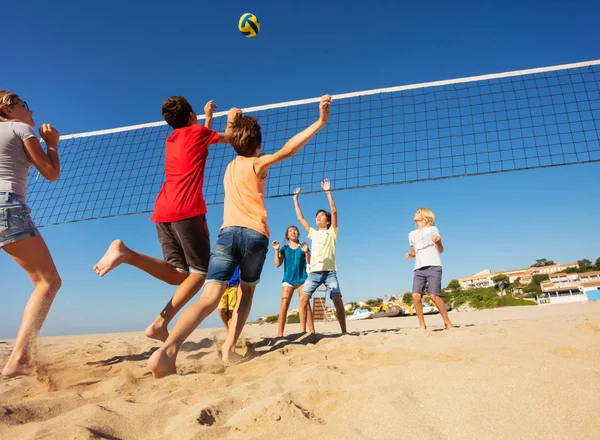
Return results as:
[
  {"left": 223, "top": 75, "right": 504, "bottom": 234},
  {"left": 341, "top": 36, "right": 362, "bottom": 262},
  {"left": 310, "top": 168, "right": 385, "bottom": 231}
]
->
[{"left": 93, "top": 96, "right": 234, "bottom": 342}]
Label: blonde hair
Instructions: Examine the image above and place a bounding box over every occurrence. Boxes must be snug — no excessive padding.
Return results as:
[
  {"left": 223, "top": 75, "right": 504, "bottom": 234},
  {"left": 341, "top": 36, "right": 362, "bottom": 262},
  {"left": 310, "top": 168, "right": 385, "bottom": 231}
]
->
[
  {"left": 0, "top": 89, "right": 19, "bottom": 122},
  {"left": 417, "top": 207, "right": 436, "bottom": 226}
]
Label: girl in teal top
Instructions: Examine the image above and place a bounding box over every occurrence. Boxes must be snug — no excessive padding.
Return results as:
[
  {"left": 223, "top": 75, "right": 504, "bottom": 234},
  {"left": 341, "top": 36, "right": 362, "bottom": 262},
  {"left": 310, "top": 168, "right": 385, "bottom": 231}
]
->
[{"left": 272, "top": 225, "right": 314, "bottom": 336}]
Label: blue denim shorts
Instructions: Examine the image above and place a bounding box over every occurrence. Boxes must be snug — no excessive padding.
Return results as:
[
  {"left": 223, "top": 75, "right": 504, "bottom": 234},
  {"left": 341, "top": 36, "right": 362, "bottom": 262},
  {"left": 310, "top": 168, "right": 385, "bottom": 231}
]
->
[
  {"left": 205, "top": 227, "right": 269, "bottom": 286},
  {"left": 0, "top": 192, "right": 40, "bottom": 248},
  {"left": 302, "top": 271, "right": 342, "bottom": 299}
]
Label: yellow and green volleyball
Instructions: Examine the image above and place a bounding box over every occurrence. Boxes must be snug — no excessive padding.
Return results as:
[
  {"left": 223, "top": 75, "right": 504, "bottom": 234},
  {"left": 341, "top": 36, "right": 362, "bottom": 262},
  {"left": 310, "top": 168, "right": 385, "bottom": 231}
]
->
[{"left": 238, "top": 13, "right": 260, "bottom": 38}]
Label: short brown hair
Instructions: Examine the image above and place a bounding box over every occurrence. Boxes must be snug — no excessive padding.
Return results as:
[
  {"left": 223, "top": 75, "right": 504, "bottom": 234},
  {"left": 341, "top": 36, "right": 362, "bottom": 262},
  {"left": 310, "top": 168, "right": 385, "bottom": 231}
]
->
[
  {"left": 228, "top": 115, "right": 262, "bottom": 157},
  {"left": 162, "top": 96, "right": 193, "bottom": 129}
]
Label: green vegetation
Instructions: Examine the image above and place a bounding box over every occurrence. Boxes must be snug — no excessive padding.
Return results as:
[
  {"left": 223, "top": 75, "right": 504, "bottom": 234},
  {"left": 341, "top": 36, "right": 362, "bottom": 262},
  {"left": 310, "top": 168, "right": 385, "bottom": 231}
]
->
[
  {"left": 402, "top": 292, "right": 413, "bottom": 305},
  {"left": 531, "top": 258, "right": 555, "bottom": 267},
  {"left": 492, "top": 273, "right": 509, "bottom": 284},
  {"left": 531, "top": 256, "right": 600, "bottom": 273},
  {"left": 446, "top": 279, "right": 461, "bottom": 292},
  {"left": 365, "top": 297, "right": 384, "bottom": 307},
  {"left": 286, "top": 314, "right": 300, "bottom": 324},
  {"left": 264, "top": 314, "right": 279, "bottom": 323},
  {"left": 444, "top": 287, "right": 536, "bottom": 310}
]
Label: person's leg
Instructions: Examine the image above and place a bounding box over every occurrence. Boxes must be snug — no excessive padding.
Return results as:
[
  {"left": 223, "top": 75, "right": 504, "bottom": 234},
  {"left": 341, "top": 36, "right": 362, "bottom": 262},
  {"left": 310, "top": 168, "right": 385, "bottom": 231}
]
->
[
  {"left": 2, "top": 236, "right": 61, "bottom": 377},
  {"left": 411, "top": 268, "right": 427, "bottom": 329},
  {"left": 93, "top": 239, "right": 187, "bottom": 285},
  {"left": 146, "top": 274, "right": 206, "bottom": 342},
  {"left": 331, "top": 295, "right": 347, "bottom": 333},
  {"left": 221, "top": 229, "right": 269, "bottom": 363},
  {"left": 217, "top": 286, "right": 235, "bottom": 330},
  {"left": 148, "top": 227, "right": 239, "bottom": 378},
  {"left": 298, "top": 273, "right": 319, "bottom": 332},
  {"left": 148, "top": 282, "right": 227, "bottom": 377},
  {"left": 145, "top": 216, "right": 212, "bottom": 341},
  {"left": 325, "top": 272, "right": 346, "bottom": 333},
  {"left": 277, "top": 285, "right": 294, "bottom": 336},
  {"left": 222, "top": 284, "right": 256, "bottom": 363},
  {"left": 227, "top": 286, "right": 237, "bottom": 329},
  {"left": 427, "top": 266, "right": 453, "bottom": 329},
  {"left": 218, "top": 308, "right": 230, "bottom": 330},
  {"left": 296, "top": 284, "right": 315, "bottom": 333}
]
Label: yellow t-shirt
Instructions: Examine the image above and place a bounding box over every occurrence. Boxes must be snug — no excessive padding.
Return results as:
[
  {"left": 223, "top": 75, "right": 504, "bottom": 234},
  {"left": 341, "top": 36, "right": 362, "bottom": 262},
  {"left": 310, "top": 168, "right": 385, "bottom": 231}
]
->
[{"left": 308, "top": 226, "right": 337, "bottom": 272}]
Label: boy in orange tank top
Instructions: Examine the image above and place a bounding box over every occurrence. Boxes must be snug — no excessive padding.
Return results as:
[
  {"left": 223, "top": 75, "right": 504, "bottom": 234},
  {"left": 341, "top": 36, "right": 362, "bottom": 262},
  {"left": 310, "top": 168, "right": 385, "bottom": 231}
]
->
[{"left": 149, "top": 95, "right": 332, "bottom": 378}]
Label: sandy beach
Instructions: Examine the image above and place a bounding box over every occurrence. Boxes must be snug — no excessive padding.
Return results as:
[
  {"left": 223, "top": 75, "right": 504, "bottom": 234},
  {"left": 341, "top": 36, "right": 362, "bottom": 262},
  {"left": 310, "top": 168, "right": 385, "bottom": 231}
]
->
[{"left": 1, "top": 302, "right": 599, "bottom": 439}]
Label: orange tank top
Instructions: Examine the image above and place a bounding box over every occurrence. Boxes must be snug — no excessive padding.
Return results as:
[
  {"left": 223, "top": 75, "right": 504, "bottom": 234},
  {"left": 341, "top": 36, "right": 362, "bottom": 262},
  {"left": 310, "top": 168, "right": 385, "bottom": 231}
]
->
[{"left": 222, "top": 156, "right": 270, "bottom": 238}]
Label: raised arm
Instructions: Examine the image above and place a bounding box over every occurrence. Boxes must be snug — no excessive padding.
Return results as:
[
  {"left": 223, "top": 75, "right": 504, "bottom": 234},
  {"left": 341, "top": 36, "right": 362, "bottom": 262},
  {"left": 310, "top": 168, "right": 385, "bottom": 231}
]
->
[
  {"left": 321, "top": 179, "right": 337, "bottom": 231},
  {"left": 254, "top": 95, "right": 331, "bottom": 177},
  {"left": 272, "top": 241, "right": 283, "bottom": 267},
  {"left": 214, "top": 107, "right": 241, "bottom": 144},
  {"left": 23, "top": 124, "right": 60, "bottom": 182},
  {"left": 204, "top": 100, "right": 217, "bottom": 129},
  {"left": 293, "top": 188, "right": 311, "bottom": 233}
]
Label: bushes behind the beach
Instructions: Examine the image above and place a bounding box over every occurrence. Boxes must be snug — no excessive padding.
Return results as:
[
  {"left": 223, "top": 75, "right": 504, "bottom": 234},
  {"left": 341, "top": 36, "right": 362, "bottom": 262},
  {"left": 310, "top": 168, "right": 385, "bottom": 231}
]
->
[{"left": 442, "top": 287, "right": 537, "bottom": 310}]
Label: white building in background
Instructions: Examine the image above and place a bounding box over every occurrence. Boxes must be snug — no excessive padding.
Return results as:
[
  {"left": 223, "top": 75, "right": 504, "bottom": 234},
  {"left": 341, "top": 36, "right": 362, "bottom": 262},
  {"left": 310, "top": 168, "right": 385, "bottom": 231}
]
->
[
  {"left": 537, "top": 270, "right": 600, "bottom": 304},
  {"left": 457, "top": 262, "right": 578, "bottom": 290}
]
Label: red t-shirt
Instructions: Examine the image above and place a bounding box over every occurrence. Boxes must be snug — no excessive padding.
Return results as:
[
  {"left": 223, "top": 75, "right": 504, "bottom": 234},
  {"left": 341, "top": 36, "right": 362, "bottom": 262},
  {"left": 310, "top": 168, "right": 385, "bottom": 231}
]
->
[{"left": 150, "top": 124, "right": 220, "bottom": 223}]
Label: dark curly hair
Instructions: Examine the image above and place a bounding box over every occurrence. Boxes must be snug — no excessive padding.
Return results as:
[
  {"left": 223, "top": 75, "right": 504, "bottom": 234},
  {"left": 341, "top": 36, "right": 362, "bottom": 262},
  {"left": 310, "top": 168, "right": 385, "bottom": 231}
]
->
[{"left": 162, "top": 96, "right": 194, "bottom": 129}]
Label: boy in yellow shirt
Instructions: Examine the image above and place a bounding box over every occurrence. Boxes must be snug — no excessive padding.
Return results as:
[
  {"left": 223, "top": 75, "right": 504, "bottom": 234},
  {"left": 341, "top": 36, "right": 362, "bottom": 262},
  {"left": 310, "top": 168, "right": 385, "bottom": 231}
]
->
[{"left": 294, "top": 179, "right": 347, "bottom": 333}]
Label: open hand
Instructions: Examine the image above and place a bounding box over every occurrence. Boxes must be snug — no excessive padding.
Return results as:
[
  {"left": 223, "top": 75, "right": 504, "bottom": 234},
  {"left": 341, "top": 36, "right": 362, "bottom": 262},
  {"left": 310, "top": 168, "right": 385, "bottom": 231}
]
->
[
  {"left": 272, "top": 241, "right": 280, "bottom": 251},
  {"left": 321, "top": 178, "right": 331, "bottom": 191},
  {"left": 294, "top": 187, "right": 301, "bottom": 198}
]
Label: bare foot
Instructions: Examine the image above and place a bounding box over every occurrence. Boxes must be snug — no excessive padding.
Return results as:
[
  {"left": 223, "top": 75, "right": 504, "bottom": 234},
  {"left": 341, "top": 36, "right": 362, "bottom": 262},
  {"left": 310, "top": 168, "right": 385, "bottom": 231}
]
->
[
  {"left": 148, "top": 348, "right": 177, "bottom": 378},
  {"left": 93, "top": 240, "right": 130, "bottom": 277},
  {"left": 145, "top": 323, "right": 170, "bottom": 342},
  {"left": 444, "top": 322, "right": 453, "bottom": 330},
  {"left": 2, "top": 360, "right": 35, "bottom": 377},
  {"left": 420, "top": 325, "right": 427, "bottom": 330},
  {"left": 222, "top": 349, "right": 244, "bottom": 365}
]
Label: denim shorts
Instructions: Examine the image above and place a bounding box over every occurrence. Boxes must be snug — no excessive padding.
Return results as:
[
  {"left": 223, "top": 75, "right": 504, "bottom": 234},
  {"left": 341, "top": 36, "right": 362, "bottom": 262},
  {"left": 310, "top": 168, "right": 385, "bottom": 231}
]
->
[
  {"left": 302, "top": 271, "right": 342, "bottom": 299},
  {"left": 205, "top": 227, "right": 269, "bottom": 286},
  {"left": 412, "top": 265, "right": 443, "bottom": 295},
  {"left": 0, "top": 192, "right": 40, "bottom": 248}
]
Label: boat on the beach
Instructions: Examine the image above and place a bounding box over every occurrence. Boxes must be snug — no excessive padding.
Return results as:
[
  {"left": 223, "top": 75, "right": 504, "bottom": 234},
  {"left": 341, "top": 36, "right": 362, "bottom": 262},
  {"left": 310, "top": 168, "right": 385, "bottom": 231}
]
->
[{"left": 347, "top": 308, "right": 373, "bottom": 320}]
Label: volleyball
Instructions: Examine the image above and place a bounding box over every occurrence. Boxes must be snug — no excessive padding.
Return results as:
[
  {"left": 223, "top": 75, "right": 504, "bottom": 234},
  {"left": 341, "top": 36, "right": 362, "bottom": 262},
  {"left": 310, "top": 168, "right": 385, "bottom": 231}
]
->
[{"left": 238, "top": 13, "right": 260, "bottom": 38}]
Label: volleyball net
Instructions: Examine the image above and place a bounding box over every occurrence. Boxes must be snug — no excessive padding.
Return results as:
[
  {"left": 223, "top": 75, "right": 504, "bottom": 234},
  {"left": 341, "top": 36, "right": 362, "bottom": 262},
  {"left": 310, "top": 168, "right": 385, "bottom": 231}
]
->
[{"left": 28, "top": 59, "right": 600, "bottom": 227}]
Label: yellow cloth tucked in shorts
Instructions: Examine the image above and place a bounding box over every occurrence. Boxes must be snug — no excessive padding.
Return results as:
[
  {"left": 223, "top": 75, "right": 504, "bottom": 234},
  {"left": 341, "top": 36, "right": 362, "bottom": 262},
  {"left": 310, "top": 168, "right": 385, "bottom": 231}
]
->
[{"left": 218, "top": 285, "right": 238, "bottom": 311}]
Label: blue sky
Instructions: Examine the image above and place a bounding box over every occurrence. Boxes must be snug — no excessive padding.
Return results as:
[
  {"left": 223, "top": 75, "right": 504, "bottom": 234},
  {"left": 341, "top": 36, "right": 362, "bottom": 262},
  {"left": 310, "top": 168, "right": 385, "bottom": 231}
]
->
[{"left": 1, "top": 0, "right": 599, "bottom": 337}]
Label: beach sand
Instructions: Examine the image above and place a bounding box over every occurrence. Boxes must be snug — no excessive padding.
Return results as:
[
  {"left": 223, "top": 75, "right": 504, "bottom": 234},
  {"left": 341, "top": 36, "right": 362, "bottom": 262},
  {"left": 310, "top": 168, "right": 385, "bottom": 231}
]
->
[{"left": 1, "top": 302, "right": 599, "bottom": 439}]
